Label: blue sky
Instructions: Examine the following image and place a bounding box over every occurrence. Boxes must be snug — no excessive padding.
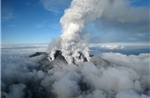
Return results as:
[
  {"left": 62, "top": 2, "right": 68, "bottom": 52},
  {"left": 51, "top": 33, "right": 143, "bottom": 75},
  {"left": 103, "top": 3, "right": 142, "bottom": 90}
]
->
[
  {"left": 1, "top": 0, "right": 150, "bottom": 45},
  {"left": 2, "top": 0, "right": 71, "bottom": 44}
]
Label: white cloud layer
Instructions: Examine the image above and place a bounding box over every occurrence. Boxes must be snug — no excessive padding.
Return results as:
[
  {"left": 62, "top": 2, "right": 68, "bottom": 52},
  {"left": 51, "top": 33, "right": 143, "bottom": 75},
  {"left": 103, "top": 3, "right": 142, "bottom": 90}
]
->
[
  {"left": 102, "top": 52, "right": 150, "bottom": 90},
  {"left": 41, "top": 0, "right": 71, "bottom": 13},
  {"left": 1, "top": 45, "right": 150, "bottom": 98},
  {"left": 100, "top": 45, "right": 124, "bottom": 50}
]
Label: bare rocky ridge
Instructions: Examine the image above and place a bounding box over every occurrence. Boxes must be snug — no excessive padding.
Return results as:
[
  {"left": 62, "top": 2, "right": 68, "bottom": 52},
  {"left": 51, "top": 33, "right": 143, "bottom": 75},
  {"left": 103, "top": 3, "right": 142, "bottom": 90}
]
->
[{"left": 29, "top": 50, "right": 112, "bottom": 72}]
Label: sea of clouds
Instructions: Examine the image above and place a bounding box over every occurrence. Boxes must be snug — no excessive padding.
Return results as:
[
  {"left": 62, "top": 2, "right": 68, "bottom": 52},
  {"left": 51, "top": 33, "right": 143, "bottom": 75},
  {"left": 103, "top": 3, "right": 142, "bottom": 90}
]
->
[{"left": 1, "top": 44, "right": 150, "bottom": 98}]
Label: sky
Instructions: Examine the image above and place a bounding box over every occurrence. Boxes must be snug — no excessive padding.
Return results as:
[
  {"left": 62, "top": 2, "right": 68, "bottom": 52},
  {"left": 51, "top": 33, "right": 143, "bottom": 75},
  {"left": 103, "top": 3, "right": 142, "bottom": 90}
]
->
[{"left": 1, "top": 0, "right": 150, "bottom": 45}]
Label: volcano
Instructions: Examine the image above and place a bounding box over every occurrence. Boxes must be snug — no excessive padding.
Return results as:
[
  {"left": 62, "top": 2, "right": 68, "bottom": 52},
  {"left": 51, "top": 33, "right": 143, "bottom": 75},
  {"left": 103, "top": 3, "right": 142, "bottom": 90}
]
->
[
  {"left": 1, "top": 0, "right": 149, "bottom": 97},
  {"left": 1, "top": 46, "right": 150, "bottom": 98},
  {"left": 30, "top": 50, "right": 111, "bottom": 72},
  {"left": 23, "top": 50, "right": 112, "bottom": 98}
]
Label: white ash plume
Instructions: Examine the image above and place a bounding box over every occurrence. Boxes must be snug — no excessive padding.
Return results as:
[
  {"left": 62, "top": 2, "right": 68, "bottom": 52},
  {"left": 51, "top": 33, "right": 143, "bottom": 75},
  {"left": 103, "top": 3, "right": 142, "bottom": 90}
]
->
[{"left": 49, "top": 0, "right": 108, "bottom": 63}]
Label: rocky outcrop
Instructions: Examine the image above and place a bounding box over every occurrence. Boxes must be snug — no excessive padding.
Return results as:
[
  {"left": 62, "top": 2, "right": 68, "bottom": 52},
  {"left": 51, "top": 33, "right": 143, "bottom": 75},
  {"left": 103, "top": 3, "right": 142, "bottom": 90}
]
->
[{"left": 29, "top": 50, "right": 111, "bottom": 71}]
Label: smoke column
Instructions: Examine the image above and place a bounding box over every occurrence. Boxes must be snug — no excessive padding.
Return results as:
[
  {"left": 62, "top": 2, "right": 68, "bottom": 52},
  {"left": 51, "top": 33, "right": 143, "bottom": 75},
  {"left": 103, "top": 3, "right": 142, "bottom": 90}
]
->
[{"left": 50, "top": 0, "right": 108, "bottom": 63}]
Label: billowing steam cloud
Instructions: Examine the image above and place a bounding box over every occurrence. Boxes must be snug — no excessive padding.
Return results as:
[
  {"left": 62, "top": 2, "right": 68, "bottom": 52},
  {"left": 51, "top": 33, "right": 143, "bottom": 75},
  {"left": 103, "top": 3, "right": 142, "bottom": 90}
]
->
[
  {"left": 49, "top": 0, "right": 109, "bottom": 63},
  {"left": 48, "top": 0, "right": 149, "bottom": 63}
]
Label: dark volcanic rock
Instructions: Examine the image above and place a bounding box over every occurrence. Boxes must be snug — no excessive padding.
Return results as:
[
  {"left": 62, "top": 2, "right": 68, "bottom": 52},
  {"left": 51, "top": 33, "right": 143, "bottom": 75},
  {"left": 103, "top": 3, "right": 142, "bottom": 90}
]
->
[
  {"left": 29, "top": 52, "right": 48, "bottom": 57},
  {"left": 29, "top": 50, "right": 111, "bottom": 71},
  {"left": 39, "top": 50, "right": 67, "bottom": 71},
  {"left": 78, "top": 79, "right": 90, "bottom": 93}
]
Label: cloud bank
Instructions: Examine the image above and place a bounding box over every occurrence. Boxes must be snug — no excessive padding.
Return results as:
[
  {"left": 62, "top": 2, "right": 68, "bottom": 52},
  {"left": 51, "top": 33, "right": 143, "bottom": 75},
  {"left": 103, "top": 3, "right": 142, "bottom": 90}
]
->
[
  {"left": 100, "top": 45, "right": 124, "bottom": 50},
  {"left": 1, "top": 45, "right": 150, "bottom": 98}
]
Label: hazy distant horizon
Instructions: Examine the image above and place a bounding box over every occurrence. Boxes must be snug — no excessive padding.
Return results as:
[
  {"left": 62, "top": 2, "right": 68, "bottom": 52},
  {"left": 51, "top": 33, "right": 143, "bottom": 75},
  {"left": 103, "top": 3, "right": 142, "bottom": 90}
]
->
[{"left": 1, "top": 43, "right": 149, "bottom": 56}]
